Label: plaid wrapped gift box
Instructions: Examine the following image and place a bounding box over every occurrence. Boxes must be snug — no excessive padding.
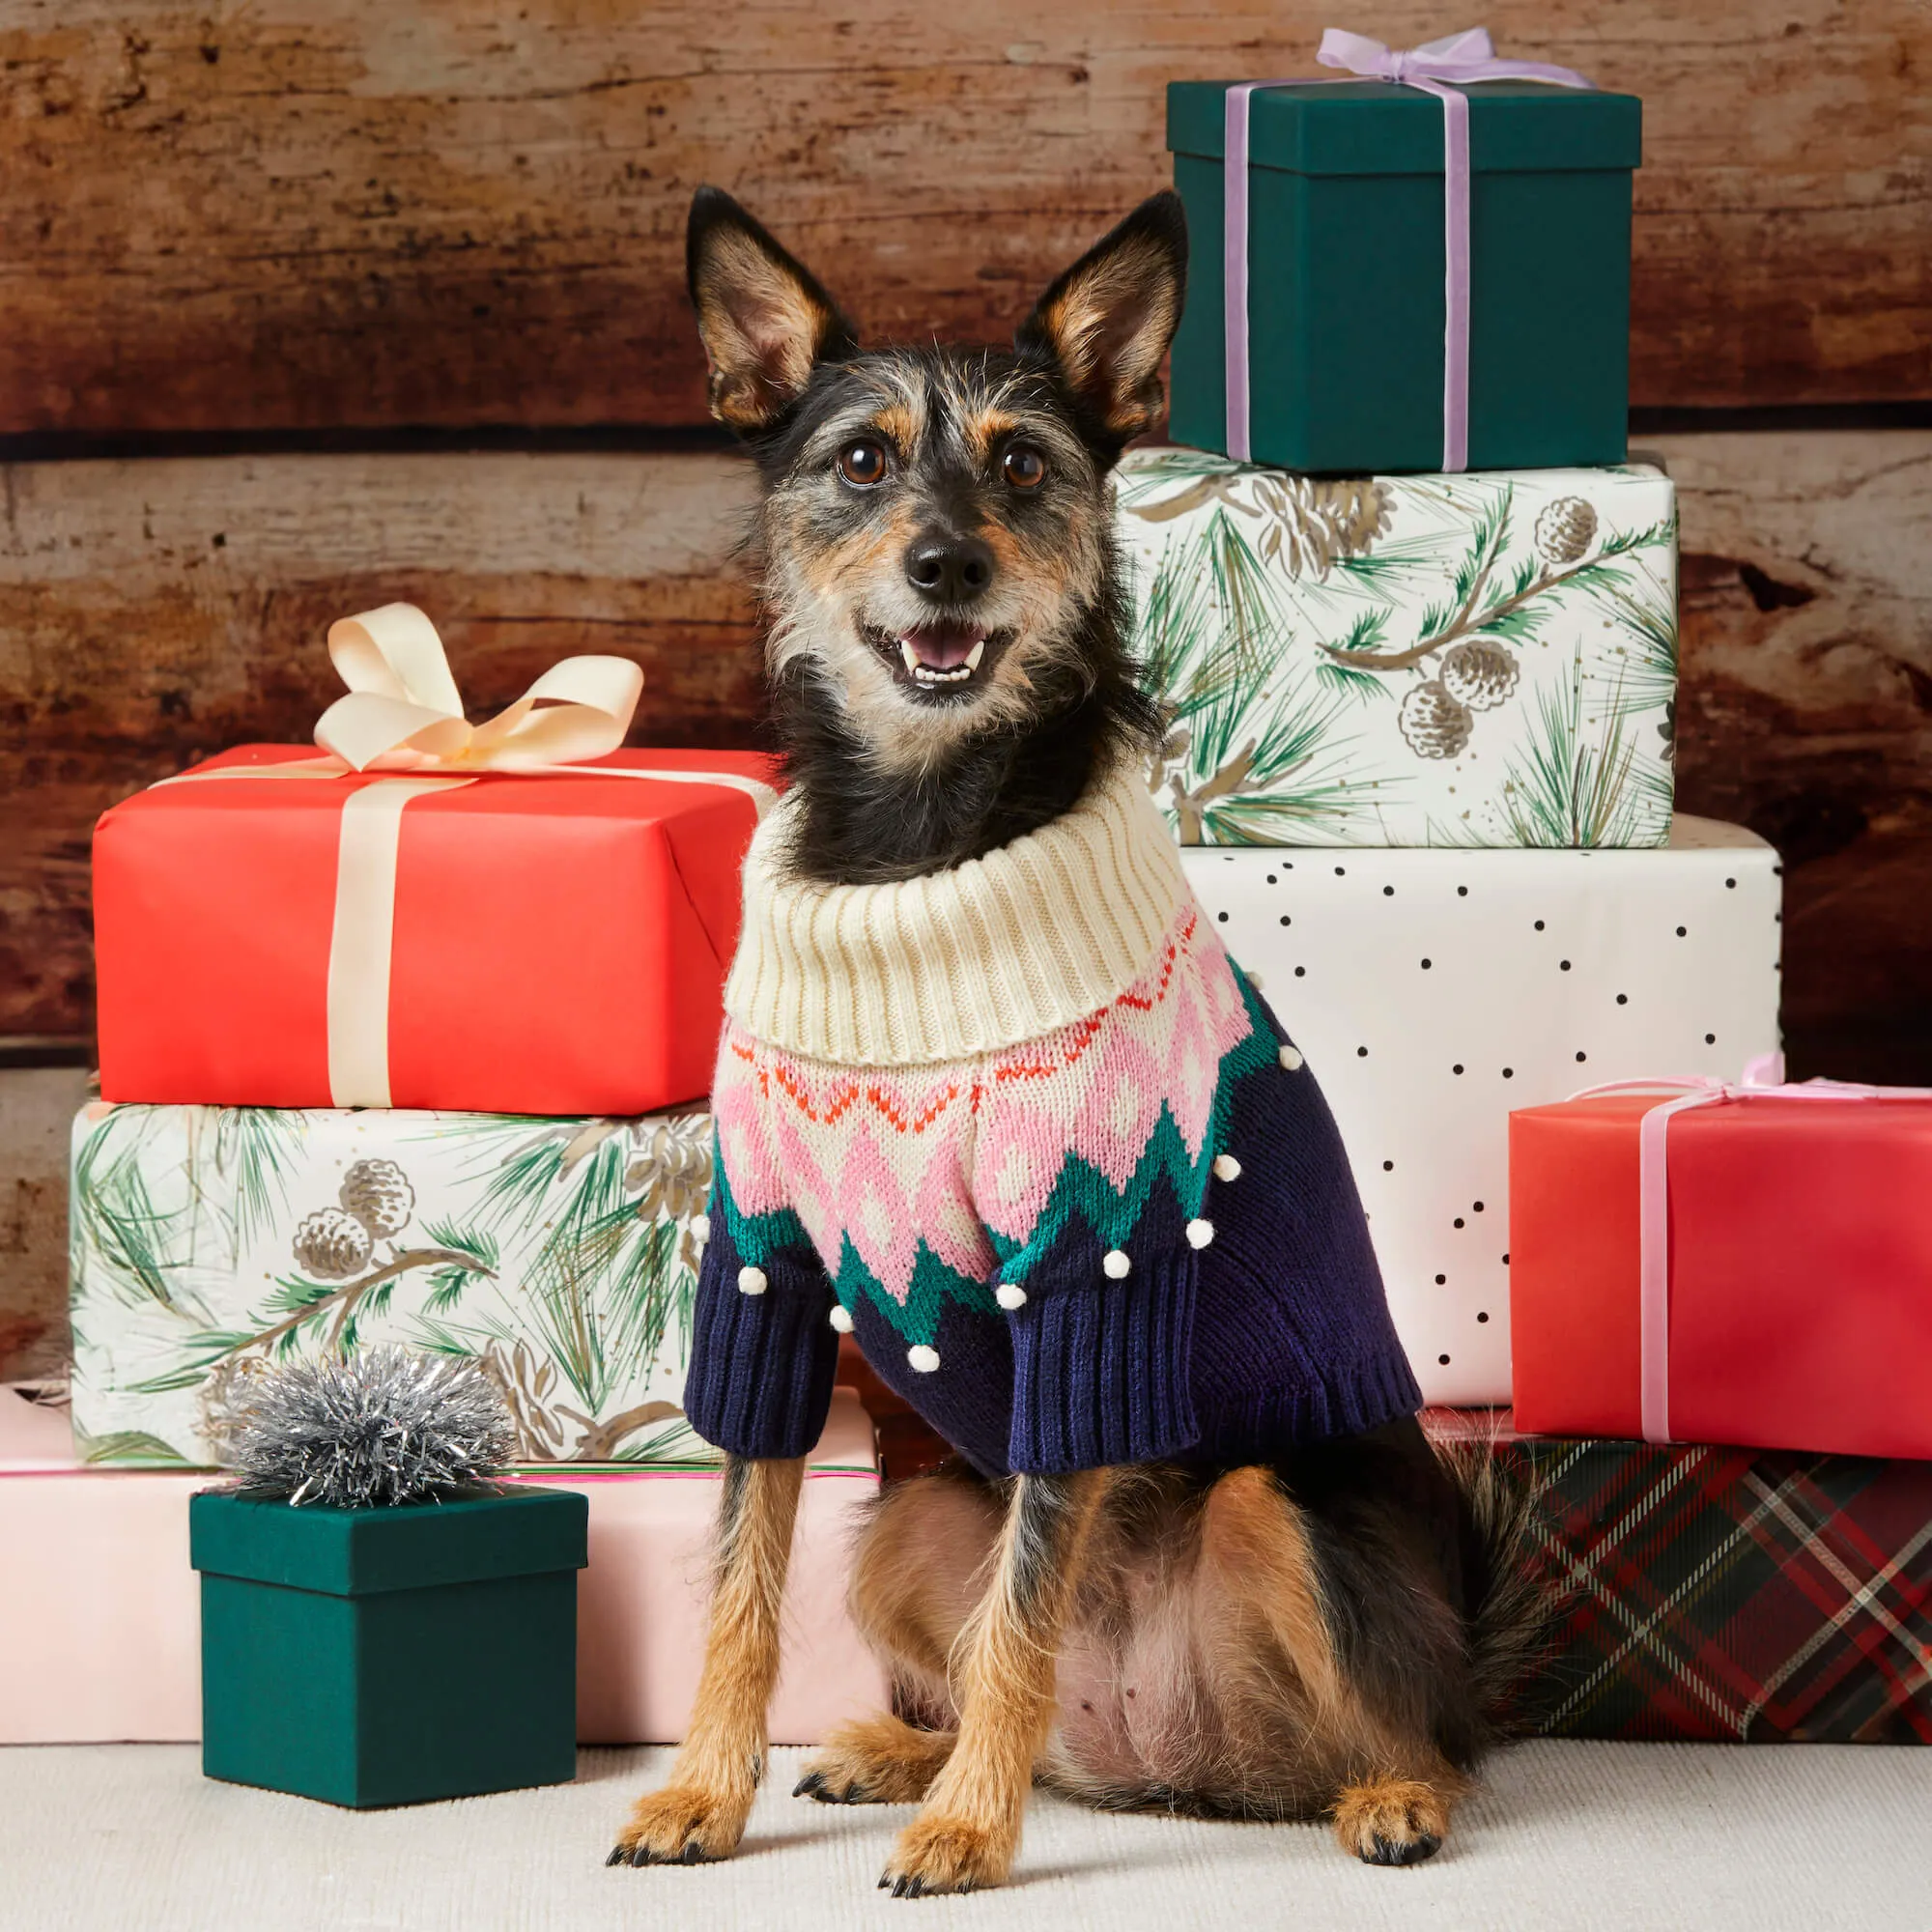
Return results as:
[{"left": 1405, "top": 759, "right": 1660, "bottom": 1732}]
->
[{"left": 1428, "top": 1413, "right": 1932, "bottom": 1744}]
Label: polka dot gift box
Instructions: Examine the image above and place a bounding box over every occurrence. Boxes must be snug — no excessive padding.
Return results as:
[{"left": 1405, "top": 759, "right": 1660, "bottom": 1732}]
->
[
  {"left": 1182, "top": 817, "right": 1781, "bottom": 1404},
  {"left": 1117, "top": 450, "right": 1678, "bottom": 849}
]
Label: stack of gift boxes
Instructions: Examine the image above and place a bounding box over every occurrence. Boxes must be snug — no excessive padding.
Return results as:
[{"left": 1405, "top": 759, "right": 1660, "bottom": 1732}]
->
[
  {"left": 1128, "top": 51, "right": 1931, "bottom": 1746},
  {"left": 3, "top": 662, "right": 886, "bottom": 1756},
  {"left": 7, "top": 43, "right": 1926, "bottom": 1763}
]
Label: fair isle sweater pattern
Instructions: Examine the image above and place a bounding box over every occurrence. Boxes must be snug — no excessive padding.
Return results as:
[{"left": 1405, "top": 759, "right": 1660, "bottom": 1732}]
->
[
  {"left": 684, "top": 764, "right": 1423, "bottom": 1477},
  {"left": 709, "top": 906, "right": 1280, "bottom": 1351}
]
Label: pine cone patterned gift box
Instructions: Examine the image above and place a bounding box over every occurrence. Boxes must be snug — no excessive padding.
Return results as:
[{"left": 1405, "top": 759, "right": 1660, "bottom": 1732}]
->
[
  {"left": 1118, "top": 451, "right": 1677, "bottom": 848},
  {"left": 1181, "top": 818, "right": 1781, "bottom": 1405},
  {"left": 1425, "top": 1411, "right": 1932, "bottom": 1746},
  {"left": 68, "top": 1101, "right": 719, "bottom": 1467}
]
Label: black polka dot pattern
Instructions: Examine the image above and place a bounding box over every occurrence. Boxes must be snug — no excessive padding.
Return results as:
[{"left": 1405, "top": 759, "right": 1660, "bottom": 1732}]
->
[{"left": 1174, "top": 822, "right": 1783, "bottom": 1405}]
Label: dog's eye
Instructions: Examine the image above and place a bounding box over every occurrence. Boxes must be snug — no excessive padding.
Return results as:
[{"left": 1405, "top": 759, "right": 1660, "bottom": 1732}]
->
[
  {"left": 1003, "top": 446, "right": 1048, "bottom": 491},
  {"left": 837, "top": 441, "right": 888, "bottom": 487}
]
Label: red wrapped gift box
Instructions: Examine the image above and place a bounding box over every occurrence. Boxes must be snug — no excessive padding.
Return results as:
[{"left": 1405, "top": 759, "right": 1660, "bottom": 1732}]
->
[
  {"left": 1510, "top": 1084, "right": 1932, "bottom": 1458},
  {"left": 95, "top": 745, "right": 778, "bottom": 1118}
]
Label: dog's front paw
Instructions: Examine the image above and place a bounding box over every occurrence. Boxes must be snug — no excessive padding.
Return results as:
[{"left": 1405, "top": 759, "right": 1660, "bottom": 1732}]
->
[
  {"left": 1331, "top": 1776, "right": 1449, "bottom": 1867},
  {"left": 878, "top": 1813, "right": 1012, "bottom": 1897},
  {"left": 608, "top": 1783, "right": 751, "bottom": 1868},
  {"left": 794, "top": 1715, "right": 955, "bottom": 1805}
]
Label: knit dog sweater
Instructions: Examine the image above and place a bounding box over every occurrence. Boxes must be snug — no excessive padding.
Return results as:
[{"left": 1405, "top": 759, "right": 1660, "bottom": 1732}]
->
[{"left": 683, "top": 763, "right": 1421, "bottom": 1476}]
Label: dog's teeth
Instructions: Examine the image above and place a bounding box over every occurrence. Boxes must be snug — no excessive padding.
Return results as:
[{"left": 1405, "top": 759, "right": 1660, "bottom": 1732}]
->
[
  {"left": 899, "top": 639, "right": 922, "bottom": 675},
  {"left": 964, "top": 639, "right": 985, "bottom": 672}
]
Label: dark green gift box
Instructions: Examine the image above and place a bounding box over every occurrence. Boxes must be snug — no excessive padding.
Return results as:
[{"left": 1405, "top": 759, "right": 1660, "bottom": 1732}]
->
[
  {"left": 190, "top": 1485, "right": 587, "bottom": 1807},
  {"left": 1166, "top": 80, "right": 1641, "bottom": 474}
]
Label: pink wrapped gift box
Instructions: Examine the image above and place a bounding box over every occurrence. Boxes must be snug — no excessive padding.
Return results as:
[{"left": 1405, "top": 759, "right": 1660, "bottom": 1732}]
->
[{"left": 0, "top": 1385, "right": 885, "bottom": 1746}]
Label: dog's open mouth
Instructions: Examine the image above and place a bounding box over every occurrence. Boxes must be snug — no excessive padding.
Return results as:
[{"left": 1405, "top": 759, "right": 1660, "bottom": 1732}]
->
[{"left": 867, "top": 621, "right": 1010, "bottom": 696}]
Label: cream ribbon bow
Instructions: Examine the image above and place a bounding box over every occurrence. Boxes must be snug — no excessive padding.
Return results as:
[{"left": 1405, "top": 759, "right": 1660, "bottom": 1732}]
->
[
  {"left": 150, "top": 604, "right": 772, "bottom": 1110},
  {"left": 316, "top": 603, "right": 644, "bottom": 772}
]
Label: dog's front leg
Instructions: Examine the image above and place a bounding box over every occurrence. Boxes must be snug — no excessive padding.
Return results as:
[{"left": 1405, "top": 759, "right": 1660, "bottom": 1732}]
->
[
  {"left": 879, "top": 1467, "right": 1109, "bottom": 1897},
  {"left": 611, "top": 1452, "right": 805, "bottom": 1867}
]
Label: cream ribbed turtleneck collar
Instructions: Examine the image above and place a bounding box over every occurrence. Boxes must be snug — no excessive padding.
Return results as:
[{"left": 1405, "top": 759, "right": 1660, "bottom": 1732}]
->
[{"left": 723, "top": 761, "right": 1189, "bottom": 1066}]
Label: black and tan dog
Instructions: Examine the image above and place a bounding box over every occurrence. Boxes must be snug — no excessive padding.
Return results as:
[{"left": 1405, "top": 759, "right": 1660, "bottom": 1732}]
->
[{"left": 610, "top": 186, "right": 1541, "bottom": 1895}]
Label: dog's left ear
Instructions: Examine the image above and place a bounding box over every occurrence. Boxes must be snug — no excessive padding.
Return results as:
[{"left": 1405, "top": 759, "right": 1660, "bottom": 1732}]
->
[{"left": 1016, "top": 191, "right": 1188, "bottom": 448}]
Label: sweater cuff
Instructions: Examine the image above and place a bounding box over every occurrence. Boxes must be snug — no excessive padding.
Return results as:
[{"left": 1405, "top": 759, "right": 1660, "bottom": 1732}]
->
[
  {"left": 1007, "top": 1254, "right": 1202, "bottom": 1473},
  {"left": 685, "top": 1236, "right": 839, "bottom": 1463}
]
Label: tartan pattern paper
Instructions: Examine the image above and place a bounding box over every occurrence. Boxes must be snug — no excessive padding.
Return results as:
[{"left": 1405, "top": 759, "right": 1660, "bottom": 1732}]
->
[{"left": 1470, "top": 1424, "right": 1932, "bottom": 1744}]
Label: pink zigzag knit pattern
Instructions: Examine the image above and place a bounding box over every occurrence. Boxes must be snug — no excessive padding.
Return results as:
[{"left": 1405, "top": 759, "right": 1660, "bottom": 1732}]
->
[{"left": 713, "top": 906, "right": 1253, "bottom": 1307}]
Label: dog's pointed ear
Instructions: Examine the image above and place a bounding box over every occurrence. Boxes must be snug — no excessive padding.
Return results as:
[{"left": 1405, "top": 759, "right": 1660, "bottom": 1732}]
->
[
  {"left": 687, "top": 187, "right": 857, "bottom": 435},
  {"left": 1016, "top": 191, "right": 1187, "bottom": 448}
]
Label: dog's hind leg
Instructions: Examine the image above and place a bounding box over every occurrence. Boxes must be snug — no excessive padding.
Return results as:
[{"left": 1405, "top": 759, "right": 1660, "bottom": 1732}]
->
[
  {"left": 878, "top": 1468, "right": 1110, "bottom": 1896},
  {"left": 1200, "top": 1464, "right": 1466, "bottom": 1865},
  {"left": 611, "top": 1453, "right": 805, "bottom": 1867},
  {"left": 1331, "top": 1776, "right": 1455, "bottom": 1865},
  {"left": 793, "top": 1462, "right": 998, "bottom": 1807},
  {"left": 794, "top": 1713, "right": 957, "bottom": 1804}
]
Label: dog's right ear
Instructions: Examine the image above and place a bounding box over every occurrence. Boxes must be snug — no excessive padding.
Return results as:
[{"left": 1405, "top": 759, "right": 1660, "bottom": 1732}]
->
[{"left": 687, "top": 188, "right": 857, "bottom": 435}]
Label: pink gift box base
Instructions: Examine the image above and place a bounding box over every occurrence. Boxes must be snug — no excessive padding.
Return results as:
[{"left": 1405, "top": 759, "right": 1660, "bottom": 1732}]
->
[{"left": 0, "top": 1386, "right": 885, "bottom": 1747}]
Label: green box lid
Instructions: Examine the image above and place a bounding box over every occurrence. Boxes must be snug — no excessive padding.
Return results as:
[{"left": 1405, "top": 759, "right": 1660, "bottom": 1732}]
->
[
  {"left": 1167, "top": 78, "right": 1640, "bottom": 175},
  {"left": 189, "top": 1486, "right": 588, "bottom": 1598}
]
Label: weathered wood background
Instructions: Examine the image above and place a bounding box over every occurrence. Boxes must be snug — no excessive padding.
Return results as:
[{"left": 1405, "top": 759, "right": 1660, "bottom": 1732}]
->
[
  {"left": 1, "top": 4, "right": 1929, "bottom": 1379},
  {"left": 2, "top": 1, "right": 1927, "bottom": 431}
]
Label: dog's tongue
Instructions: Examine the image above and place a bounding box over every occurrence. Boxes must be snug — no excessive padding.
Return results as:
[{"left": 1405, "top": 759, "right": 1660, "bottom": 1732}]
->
[{"left": 899, "top": 621, "right": 984, "bottom": 670}]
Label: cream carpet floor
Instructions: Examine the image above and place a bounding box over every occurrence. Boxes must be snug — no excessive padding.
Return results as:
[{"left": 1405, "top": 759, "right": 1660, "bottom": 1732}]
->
[{"left": 0, "top": 1742, "right": 1926, "bottom": 1931}]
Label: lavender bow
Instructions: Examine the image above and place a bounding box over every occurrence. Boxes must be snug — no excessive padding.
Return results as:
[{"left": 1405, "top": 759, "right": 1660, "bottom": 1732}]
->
[{"left": 1223, "top": 27, "right": 1596, "bottom": 470}]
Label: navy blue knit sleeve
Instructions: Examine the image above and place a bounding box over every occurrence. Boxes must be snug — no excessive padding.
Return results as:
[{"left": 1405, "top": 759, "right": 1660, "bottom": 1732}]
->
[
  {"left": 1004, "top": 1176, "right": 1205, "bottom": 1474},
  {"left": 1006, "top": 1250, "right": 1204, "bottom": 1473},
  {"left": 683, "top": 1198, "right": 840, "bottom": 1462}
]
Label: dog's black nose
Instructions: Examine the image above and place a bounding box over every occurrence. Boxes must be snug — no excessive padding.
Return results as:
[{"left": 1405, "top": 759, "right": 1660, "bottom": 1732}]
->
[{"left": 904, "top": 534, "right": 995, "bottom": 605}]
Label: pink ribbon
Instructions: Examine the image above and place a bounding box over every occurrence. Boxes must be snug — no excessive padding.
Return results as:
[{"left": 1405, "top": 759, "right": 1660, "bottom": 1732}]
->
[
  {"left": 1569, "top": 1056, "right": 1932, "bottom": 1444},
  {"left": 1223, "top": 27, "right": 1595, "bottom": 470}
]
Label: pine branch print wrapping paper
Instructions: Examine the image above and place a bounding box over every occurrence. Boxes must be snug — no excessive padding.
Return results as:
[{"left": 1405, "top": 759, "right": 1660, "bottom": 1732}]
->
[
  {"left": 1117, "top": 450, "right": 1677, "bottom": 847},
  {"left": 68, "top": 1101, "right": 714, "bottom": 1467}
]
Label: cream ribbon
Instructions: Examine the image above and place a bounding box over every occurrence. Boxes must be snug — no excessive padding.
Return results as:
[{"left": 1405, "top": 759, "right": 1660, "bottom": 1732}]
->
[
  {"left": 150, "top": 606, "right": 776, "bottom": 1109},
  {"left": 317, "top": 602, "right": 644, "bottom": 773}
]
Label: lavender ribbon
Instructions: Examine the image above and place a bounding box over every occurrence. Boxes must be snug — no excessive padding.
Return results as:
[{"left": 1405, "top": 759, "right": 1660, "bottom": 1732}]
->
[
  {"left": 1223, "top": 27, "right": 1595, "bottom": 470},
  {"left": 1571, "top": 1056, "right": 1932, "bottom": 1443}
]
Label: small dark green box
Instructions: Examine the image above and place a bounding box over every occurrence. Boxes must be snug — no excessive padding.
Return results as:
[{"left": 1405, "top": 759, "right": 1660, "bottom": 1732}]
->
[
  {"left": 1167, "top": 79, "right": 1641, "bottom": 474},
  {"left": 190, "top": 1485, "right": 587, "bottom": 1808}
]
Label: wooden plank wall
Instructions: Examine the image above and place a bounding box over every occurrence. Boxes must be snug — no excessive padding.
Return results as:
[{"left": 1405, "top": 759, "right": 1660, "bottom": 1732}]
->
[
  {"left": 3, "top": 1, "right": 1926, "bottom": 430},
  {"left": 3, "top": 0, "right": 1929, "bottom": 1098}
]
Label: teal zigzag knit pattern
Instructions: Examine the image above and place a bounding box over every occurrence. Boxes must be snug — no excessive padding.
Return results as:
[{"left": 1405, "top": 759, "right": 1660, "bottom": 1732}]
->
[{"left": 708, "top": 911, "right": 1280, "bottom": 1350}]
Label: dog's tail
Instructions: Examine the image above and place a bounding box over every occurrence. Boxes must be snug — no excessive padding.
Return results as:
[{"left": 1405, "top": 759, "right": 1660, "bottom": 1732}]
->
[{"left": 1435, "top": 1425, "right": 1561, "bottom": 1739}]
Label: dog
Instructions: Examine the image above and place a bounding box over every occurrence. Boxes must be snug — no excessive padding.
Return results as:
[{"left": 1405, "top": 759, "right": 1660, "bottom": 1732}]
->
[{"left": 610, "top": 185, "right": 1541, "bottom": 1896}]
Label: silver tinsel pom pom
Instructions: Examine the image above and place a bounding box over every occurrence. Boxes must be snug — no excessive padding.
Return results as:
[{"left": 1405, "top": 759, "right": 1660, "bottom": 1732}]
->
[
  {"left": 1398, "top": 680, "right": 1475, "bottom": 759},
  {"left": 339, "top": 1157, "right": 414, "bottom": 1239},
  {"left": 228, "top": 1348, "right": 516, "bottom": 1507}
]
